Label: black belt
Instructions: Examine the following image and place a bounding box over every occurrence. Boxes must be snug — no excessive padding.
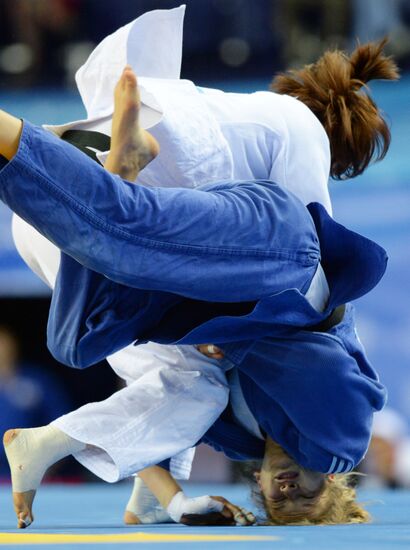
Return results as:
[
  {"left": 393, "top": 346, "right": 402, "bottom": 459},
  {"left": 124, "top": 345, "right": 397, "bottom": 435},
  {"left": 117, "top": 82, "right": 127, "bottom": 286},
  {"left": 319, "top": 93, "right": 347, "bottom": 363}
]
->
[
  {"left": 305, "top": 304, "right": 346, "bottom": 333},
  {"left": 61, "top": 130, "right": 111, "bottom": 163}
]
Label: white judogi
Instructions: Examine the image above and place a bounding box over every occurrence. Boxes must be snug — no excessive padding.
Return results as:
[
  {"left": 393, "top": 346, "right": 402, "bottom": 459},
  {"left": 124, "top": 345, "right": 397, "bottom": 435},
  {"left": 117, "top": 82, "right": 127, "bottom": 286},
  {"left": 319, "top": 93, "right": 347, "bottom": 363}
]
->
[{"left": 12, "top": 5, "right": 331, "bottom": 482}]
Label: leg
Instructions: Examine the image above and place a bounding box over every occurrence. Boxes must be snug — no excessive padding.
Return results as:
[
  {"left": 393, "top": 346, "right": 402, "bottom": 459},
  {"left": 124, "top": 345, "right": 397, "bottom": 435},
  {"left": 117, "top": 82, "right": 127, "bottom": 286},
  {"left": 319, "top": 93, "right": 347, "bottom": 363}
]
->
[
  {"left": 104, "top": 66, "right": 159, "bottom": 181},
  {"left": 51, "top": 345, "right": 227, "bottom": 483},
  {"left": 0, "top": 94, "right": 319, "bottom": 302},
  {"left": 124, "top": 476, "right": 173, "bottom": 525},
  {"left": 3, "top": 426, "right": 85, "bottom": 528},
  {"left": 4, "top": 345, "right": 228, "bottom": 527},
  {"left": 11, "top": 220, "right": 195, "bottom": 525},
  {"left": 123, "top": 446, "right": 195, "bottom": 525},
  {"left": 10, "top": 120, "right": 191, "bottom": 526},
  {"left": 10, "top": 67, "right": 159, "bottom": 289},
  {"left": 0, "top": 66, "right": 159, "bottom": 172}
]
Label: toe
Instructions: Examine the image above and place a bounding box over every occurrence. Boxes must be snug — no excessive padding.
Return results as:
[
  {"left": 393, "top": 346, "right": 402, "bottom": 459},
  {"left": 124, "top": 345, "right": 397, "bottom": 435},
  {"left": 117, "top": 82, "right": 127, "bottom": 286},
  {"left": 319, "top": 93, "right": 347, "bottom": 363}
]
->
[
  {"left": 13, "top": 490, "right": 36, "bottom": 529},
  {"left": 122, "top": 65, "right": 136, "bottom": 82},
  {"left": 17, "top": 513, "right": 33, "bottom": 529}
]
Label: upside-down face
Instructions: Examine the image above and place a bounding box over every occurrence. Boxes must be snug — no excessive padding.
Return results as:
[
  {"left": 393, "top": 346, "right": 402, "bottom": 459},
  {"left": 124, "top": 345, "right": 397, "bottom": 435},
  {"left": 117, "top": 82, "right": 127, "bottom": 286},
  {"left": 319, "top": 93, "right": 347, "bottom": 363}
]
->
[{"left": 255, "top": 438, "right": 334, "bottom": 524}]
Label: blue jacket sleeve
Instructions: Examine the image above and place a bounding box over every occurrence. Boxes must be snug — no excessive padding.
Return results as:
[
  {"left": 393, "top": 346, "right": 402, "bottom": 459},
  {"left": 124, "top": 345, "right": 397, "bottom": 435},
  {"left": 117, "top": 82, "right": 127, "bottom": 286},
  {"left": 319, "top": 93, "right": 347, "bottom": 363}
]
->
[
  {"left": 238, "top": 304, "right": 387, "bottom": 473},
  {"left": 0, "top": 121, "right": 319, "bottom": 303}
]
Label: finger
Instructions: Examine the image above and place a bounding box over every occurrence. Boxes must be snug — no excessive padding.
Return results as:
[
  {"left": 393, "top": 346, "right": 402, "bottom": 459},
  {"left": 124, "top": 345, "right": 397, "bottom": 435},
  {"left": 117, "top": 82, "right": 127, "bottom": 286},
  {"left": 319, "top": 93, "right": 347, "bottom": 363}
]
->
[
  {"left": 208, "top": 497, "right": 256, "bottom": 526},
  {"left": 206, "top": 344, "right": 217, "bottom": 355},
  {"left": 210, "top": 499, "right": 233, "bottom": 520},
  {"left": 197, "top": 345, "right": 224, "bottom": 359},
  {"left": 240, "top": 507, "right": 257, "bottom": 525},
  {"left": 222, "top": 502, "right": 254, "bottom": 526},
  {"left": 233, "top": 510, "right": 250, "bottom": 526}
]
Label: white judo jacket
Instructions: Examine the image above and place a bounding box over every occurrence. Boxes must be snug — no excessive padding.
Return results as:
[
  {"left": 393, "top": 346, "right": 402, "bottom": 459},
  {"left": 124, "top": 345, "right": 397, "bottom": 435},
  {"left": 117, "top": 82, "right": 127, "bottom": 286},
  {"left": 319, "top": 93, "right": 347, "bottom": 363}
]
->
[{"left": 12, "top": 5, "right": 333, "bottom": 482}]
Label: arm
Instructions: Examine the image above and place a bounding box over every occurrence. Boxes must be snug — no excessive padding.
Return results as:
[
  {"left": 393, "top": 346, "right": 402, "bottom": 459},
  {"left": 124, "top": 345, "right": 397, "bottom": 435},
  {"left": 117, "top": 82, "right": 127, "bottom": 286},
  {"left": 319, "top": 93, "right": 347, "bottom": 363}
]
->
[
  {"left": 139, "top": 466, "right": 255, "bottom": 526},
  {"left": 0, "top": 110, "right": 22, "bottom": 161},
  {"left": 139, "top": 465, "right": 181, "bottom": 510},
  {"left": 0, "top": 119, "right": 312, "bottom": 303}
]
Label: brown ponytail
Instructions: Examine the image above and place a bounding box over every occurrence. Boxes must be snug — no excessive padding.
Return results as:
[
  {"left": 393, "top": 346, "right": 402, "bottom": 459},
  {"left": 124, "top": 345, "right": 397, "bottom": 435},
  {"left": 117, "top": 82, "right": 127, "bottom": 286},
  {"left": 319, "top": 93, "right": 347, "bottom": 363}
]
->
[{"left": 271, "top": 39, "right": 400, "bottom": 179}]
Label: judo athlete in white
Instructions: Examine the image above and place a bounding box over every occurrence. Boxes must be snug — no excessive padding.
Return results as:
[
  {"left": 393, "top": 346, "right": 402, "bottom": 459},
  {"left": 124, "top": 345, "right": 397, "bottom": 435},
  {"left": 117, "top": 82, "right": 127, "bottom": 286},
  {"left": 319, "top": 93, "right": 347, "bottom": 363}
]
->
[
  {"left": 3, "top": 6, "right": 397, "bottom": 529},
  {"left": 10, "top": 5, "right": 332, "bottom": 526}
]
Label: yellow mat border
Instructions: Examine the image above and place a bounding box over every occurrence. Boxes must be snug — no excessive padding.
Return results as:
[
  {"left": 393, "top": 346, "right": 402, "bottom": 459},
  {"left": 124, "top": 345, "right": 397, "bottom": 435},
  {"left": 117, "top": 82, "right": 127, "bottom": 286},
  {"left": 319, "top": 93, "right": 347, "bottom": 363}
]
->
[{"left": 0, "top": 532, "right": 279, "bottom": 545}]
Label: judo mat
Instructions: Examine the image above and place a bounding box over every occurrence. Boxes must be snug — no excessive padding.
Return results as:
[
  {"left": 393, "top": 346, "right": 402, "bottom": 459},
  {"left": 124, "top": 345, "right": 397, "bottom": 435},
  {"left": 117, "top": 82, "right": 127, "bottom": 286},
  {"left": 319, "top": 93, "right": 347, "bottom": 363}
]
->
[
  {"left": 0, "top": 73, "right": 409, "bottom": 550},
  {"left": 0, "top": 483, "right": 409, "bottom": 549}
]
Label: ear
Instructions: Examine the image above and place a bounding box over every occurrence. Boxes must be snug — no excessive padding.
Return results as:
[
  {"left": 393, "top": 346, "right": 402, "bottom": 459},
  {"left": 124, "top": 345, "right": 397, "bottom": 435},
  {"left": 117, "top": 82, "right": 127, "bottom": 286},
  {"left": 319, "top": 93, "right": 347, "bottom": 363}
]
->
[
  {"left": 327, "top": 474, "right": 335, "bottom": 482},
  {"left": 253, "top": 471, "right": 262, "bottom": 489}
]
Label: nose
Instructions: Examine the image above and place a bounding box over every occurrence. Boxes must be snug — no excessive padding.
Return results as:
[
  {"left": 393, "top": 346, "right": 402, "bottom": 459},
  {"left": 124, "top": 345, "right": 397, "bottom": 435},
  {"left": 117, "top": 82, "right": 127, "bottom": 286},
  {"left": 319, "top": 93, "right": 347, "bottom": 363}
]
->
[{"left": 279, "top": 481, "right": 300, "bottom": 498}]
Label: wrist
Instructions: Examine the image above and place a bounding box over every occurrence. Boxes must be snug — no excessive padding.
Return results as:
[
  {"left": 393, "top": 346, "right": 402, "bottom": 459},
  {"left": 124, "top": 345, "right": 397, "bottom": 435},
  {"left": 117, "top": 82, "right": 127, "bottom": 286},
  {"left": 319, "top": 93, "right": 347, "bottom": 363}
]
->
[
  {"left": 166, "top": 491, "right": 186, "bottom": 522},
  {"left": 166, "top": 491, "right": 224, "bottom": 523}
]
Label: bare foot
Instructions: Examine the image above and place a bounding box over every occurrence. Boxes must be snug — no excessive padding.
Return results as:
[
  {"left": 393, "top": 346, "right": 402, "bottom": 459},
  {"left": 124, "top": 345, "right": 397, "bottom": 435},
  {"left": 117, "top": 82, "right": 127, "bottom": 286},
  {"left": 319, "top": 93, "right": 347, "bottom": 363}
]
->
[
  {"left": 123, "top": 510, "right": 142, "bottom": 525},
  {"left": 3, "top": 429, "right": 36, "bottom": 528},
  {"left": 3, "top": 425, "right": 83, "bottom": 529},
  {"left": 105, "top": 66, "right": 159, "bottom": 181},
  {"left": 123, "top": 476, "right": 173, "bottom": 525}
]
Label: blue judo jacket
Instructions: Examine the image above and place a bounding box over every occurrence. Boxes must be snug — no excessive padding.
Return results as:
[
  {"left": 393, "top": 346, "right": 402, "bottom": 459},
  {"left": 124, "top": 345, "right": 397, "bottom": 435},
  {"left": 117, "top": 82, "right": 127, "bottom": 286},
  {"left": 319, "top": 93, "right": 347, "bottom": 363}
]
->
[{"left": 0, "top": 121, "right": 388, "bottom": 473}]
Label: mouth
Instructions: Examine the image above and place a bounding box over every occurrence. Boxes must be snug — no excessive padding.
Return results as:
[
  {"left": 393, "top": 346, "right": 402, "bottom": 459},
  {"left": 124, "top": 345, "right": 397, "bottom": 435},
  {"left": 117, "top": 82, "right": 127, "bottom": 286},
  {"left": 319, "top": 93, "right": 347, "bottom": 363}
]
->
[{"left": 275, "top": 471, "right": 299, "bottom": 481}]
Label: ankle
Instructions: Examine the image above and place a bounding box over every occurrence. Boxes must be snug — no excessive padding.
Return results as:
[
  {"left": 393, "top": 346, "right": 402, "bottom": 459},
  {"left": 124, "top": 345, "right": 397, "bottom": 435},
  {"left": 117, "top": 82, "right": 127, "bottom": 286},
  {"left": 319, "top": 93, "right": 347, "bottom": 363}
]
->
[
  {"left": 44, "top": 425, "right": 86, "bottom": 458},
  {"left": 105, "top": 151, "right": 140, "bottom": 181},
  {"left": 4, "top": 425, "right": 85, "bottom": 493}
]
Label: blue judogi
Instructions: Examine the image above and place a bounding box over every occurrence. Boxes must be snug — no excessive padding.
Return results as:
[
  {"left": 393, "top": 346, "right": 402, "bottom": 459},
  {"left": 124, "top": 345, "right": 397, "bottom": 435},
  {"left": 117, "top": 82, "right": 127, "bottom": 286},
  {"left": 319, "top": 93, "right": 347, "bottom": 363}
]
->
[
  {"left": 203, "top": 303, "right": 385, "bottom": 474},
  {"left": 0, "top": 121, "right": 387, "bottom": 473}
]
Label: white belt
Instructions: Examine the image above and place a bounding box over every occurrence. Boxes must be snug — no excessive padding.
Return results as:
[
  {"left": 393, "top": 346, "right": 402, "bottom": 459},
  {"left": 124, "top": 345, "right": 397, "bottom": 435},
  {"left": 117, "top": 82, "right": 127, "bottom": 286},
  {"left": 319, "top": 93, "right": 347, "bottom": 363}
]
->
[
  {"left": 304, "top": 263, "right": 330, "bottom": 313},
  {"left": 229, "top": 369, "right": 264, "bottom": 440}
]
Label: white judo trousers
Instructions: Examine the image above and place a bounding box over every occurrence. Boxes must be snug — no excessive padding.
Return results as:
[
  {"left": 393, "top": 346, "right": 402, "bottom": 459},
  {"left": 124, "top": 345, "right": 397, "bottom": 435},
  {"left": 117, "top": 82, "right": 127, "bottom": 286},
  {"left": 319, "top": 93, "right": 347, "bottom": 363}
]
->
[{"left": 12, "top": 5, "right": 332, "bottom": 482}]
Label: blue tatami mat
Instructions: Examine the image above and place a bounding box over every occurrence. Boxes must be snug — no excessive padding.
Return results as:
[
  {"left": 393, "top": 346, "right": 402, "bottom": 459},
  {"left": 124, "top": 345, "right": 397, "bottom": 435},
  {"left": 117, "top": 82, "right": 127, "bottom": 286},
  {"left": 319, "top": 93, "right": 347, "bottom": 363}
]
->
[{"left": 0, "top": 483, "right": 409, "bottom": 549}]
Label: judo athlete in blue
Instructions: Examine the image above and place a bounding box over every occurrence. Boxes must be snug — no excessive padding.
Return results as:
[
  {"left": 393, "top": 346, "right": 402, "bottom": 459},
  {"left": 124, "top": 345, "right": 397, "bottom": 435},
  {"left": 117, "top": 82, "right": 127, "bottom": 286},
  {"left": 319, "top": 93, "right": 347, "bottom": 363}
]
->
[{"left": 0, "top": 69, "right": 387, "bottom": 527}]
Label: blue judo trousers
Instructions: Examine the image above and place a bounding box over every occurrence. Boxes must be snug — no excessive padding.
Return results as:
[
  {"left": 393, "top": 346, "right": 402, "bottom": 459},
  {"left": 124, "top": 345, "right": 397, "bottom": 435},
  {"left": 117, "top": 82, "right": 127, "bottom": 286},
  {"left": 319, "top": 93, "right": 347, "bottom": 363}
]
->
[{"left": 0, "top": 121, "right": 387, "bottom": 474}]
